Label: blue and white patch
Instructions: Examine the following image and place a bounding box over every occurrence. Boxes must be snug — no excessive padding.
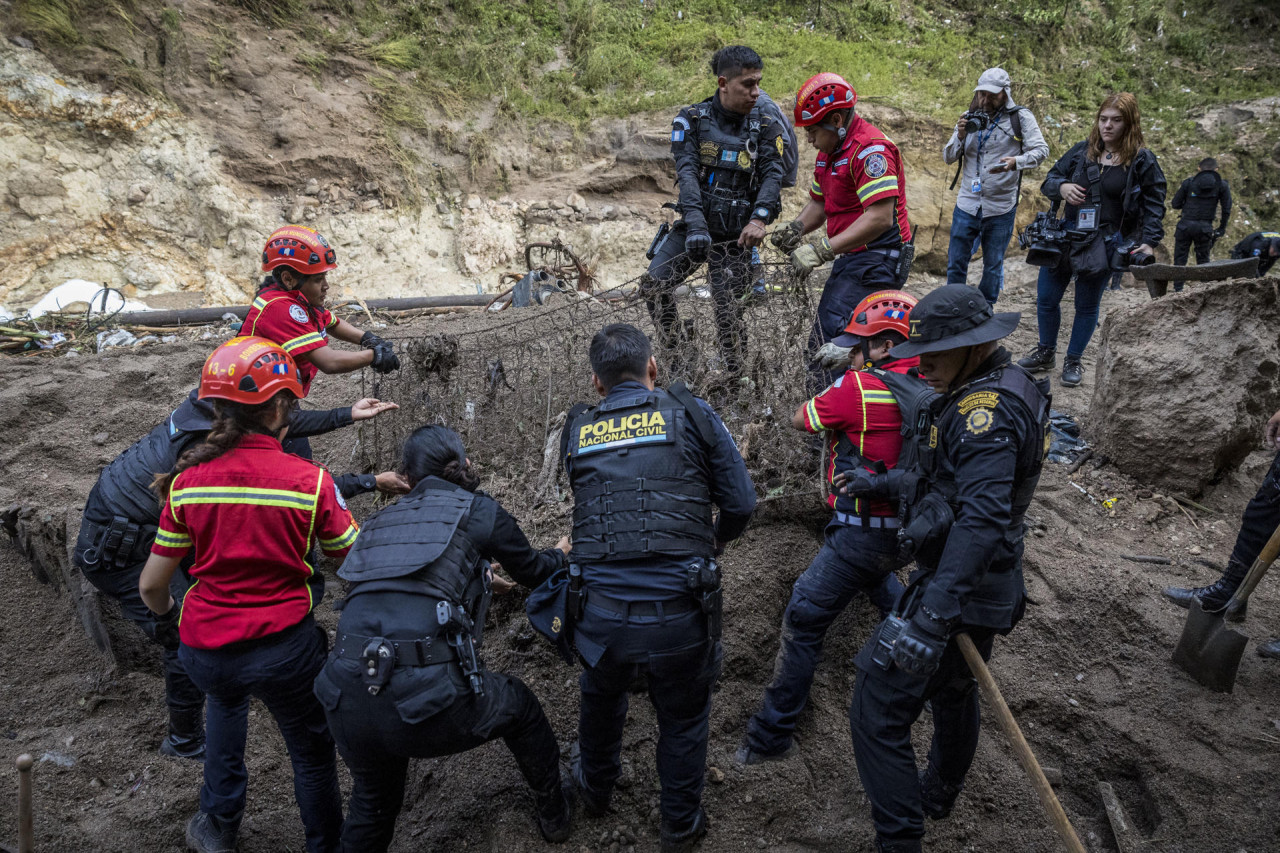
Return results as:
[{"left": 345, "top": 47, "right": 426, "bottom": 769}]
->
[
  {"left": 857, "top": 144, "right": 886, "bottom": 160},
  {"left": 289, "top": 304, "right": 309, "bottom": 324},
  {"left": 834, "top": 158, "right": 849, "bottom": 168},
  {"left": 864, "top": 153, "right": 889, "bottom": 178},
  {"left": 333, "top": 482, "right": 347, "bottom": 510},
  {"left": 671, "top": 129, "right": 685, "bottom": 142},
  {"left": 720, "top": 149, "right": 739, "bottom": 162},
  {"left": 673, "top": 115, "right": 690, "bottom": 130}
]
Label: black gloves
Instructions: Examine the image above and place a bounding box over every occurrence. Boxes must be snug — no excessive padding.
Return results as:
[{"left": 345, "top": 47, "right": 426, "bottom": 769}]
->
[
  {"left": 1213, "top": 227, "right": 1226, "bottom": 239},
  {"left": 360, "top": 330, "right": 387, "bottom": 349},
  {"left": 770, "top": 218, "right": 806, "bottom": 253},
  {"left": 154, "top": 606, "right": 181, "bottom": 652},
  {"left": 684, "top": 229, "right": 712, "bottom": 263},
  {"left": 370, "top": 341, "right": 400, "bottom": 374},
  {"left": 890, "top": 605, "right": 953, "bottom": 677}
]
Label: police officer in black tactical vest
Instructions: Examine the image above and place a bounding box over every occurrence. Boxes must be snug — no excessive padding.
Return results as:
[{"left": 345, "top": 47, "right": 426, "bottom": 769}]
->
[
  {"left": 314, "top": 425, "right": 574, "bottom": 850},
  {"left": 71, "top": 386, "right": 401, "bottom": 761},
  {"left": 1170, "top": 157, "right": 1232, "bottom": 291},
  {"left": 841, "top": 285, "right": 1050, "bottom": 853},
  {"left": 643, "top": 45, "right": 786, "bottom": 378},
  {"left": 562, "top": 323, "right": 756, "bottom": 852}
]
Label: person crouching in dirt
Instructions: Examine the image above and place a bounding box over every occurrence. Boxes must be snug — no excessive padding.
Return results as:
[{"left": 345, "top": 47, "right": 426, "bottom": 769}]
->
[
  {"left": 313, "top": 425, "right": 575, "bottom": 850},
  {"left": 1163, "top": 407, "right": 1280, "bottom": 660},
  {"left": 139, "top": 337, "right": 355, "bottom": 853},
  {"left": 843, "top": 285, "right": 1049, "bottom": 853},
  {"left": 562, "top": 323, "right": 756, "bottom": 852},
  {"left": 736, "top": 291, "right": 918, "bottom": 766},
  {"left": 71, "top": 371, "right": 403, "bottom": 763},
  {"left": 641, "top": 45, "right": 786, "bottom": 380},
  {"left": 243, "top": 225, "right": 400, "bottom": 457},
  {"left": 1229, "top": 230, "right": 1280, "bottom": 276}
]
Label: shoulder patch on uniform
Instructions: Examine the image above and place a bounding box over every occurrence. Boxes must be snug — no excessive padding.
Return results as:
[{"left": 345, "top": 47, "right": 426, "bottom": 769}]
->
[
  {"left": 958, "top": 391, "right": 1000, "bottom": 414},
  {"left": 775, "top": 136, "right": 784, "bottom": 156},
  {"left": 965, "top": 408, "right": 994, "bottom": 435},
  {"left": 289, "top": 304, "right": 309, "bottom": 324},
  {"left": 834, "top": 158, "right": 849, "bottom": 168},
  {"left": 671, "top": 129, "right": 685, "bottom": 142},
  {"left": 573, "top": 410, "right": 675, "bottom": 456},
  {"left": 864, "top": 153, "right": 888, "bottom": 178},
  {"left": 857, "top": 144, "right": 886, "bottom": 160},
  {"left": 673, "top": 115, "right": 690, "bottom": 130},
  {"left": 334, "top": 481, "right": 347, "bottom": 511}
]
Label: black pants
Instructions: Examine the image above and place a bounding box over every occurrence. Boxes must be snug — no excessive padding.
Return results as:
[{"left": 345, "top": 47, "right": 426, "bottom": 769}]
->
[
  {"left": 808, "top": 251, "right": 899, "bottom": 391},
  {"left": 319, "top": 666, "right": 561, "bottom": 852},
  {"left": 1223, "top": 451, "right": 1280, "bottom": 583},
  {"left": 1173, "top": 219, "right": 1215, "bottom": 291},
  {"left": 645, "top": 221, "right": 751, "bottom": 375},
  {"left": 849, "top": 621, "right": 997, "bottom": 844},
  {"left": 575, "top": 604, "right": 721, "bottom": 834}
]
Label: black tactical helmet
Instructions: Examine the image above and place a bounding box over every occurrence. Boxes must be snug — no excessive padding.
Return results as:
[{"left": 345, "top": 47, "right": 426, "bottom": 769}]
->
[{"left": 889, "top": 284, "right": 1020, "bottom": 357}]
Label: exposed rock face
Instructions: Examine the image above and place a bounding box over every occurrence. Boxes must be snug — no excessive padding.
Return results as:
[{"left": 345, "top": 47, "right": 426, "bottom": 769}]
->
[{"left": 1088, "top": 278, "right": 1280, "bottom": 496}]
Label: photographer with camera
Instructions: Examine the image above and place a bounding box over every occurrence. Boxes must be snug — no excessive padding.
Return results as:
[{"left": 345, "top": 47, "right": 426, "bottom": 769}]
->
[
  {"left": 1018, "top": 93, "right": 1166, "bottom": 387},
  {"left": 943, "top": 68, "right": 1049, "bottom": 305}
]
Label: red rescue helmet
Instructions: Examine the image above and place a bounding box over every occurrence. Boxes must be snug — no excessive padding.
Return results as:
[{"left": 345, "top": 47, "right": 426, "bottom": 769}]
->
[
  {"left": 199, "top": 336, "right": 304, "bottom": 405},
  {"left": 832, "top": 290, "right": 917, "bottom": 347},
  {"left": 794, "top": 72, "right": 857, "bottom": 127},
  {"left": 262, "top": 225, "right": 338, "bottom": 276}
]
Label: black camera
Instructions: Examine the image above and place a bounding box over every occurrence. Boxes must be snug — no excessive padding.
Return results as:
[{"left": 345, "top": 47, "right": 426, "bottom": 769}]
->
[
  {"left": 962, "top": 111, "right": 991, "bottom": 135},
  {"left": 1111, "top": 239, "right": 1155, "bottom": 269},
  {"left": 1018, "top": 212, "right": 1069, "bottom": 267}
]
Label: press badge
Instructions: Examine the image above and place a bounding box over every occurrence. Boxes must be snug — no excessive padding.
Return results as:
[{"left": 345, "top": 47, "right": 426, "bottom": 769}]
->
[
  {"left": 1076, "top": 206, "right": 1098, "bottom": 231},
  {"left": 971, "top": 178, "right": 981, "bottom": 193}
]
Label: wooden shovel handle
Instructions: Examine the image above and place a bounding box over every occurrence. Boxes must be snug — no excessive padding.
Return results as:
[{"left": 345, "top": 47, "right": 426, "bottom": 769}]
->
[
  {"left": 16, "top": 753, "right": 33, "bottom": 853},
  {"left": 957, "top": 634, "right": 1086, "bottom": 853},
  {"left": 1225, "top": 521, "right": 1280, "bottom": 612}
]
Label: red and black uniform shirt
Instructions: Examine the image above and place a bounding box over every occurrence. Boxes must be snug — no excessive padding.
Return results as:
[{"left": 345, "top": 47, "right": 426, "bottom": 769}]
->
[
  {"left": 810, "top": 114, "right": 912, "bottom": 252},
  {"left": 241, "top": 284, "right": 337, "bottom": 397},
  {"left": 151, "top": 434, "right": 359, "bottom": 649},
  {"left": 800, "top": 357, "right": 920, "bottom": 517}
]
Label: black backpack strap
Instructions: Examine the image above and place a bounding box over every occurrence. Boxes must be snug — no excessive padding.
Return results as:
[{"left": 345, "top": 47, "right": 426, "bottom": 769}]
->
[
  {"left": 666, "top": 381, "right": 716, "bottom": 449},
  {"left": 560, "top": 403, "right": 591, "bottom": 466}
]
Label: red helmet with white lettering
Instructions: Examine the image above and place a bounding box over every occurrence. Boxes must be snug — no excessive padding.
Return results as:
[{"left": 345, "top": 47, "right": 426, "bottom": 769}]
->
[
  {"left": 262, "top": 225, "right": 337, "bottom": 276},
  {"left": 833, "top": 290, "right": 916, "bottom": 346},
  {"left": 794, "top": 73, "right": 857, "bottom": 127},
  {"left": 198, "top": 336, "right": 304, "bottom": 404}
]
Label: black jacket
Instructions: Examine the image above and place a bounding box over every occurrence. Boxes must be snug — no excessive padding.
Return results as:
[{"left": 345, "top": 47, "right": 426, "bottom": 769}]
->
[
  {"left": 1041, "top": 140, "right": 1167, "bottom": 246},
  {"left": 1172, "top": 170, "right": 1231, "bottom": 228}
]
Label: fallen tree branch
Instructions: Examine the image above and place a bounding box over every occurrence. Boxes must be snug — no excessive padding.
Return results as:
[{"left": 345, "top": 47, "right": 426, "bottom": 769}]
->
[
  {"left": 108, "top": 294, "right": 495, "bottom": 327},
  {"left": 1119, "top": 553, "right": 1172, "bottom": 565},
  {"left": 1065, "top": 449, "right": 1094, "bottom": 475}
]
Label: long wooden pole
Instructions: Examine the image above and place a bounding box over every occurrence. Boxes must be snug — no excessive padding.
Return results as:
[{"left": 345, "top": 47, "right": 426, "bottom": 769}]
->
[
  {"left": 15, "top": 754, "right": 33, "bottom": 853},
  {"left": 956, "top": 633, "right": 1085, "bottom": 853}
]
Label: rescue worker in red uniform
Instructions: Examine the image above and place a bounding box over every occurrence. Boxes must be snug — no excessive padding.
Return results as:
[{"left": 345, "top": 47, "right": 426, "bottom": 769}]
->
[
  {"left": 243, "top": 226, "right": 400, "bottom": 452},
  {"left": 140, "top": 337, "right": 355, "bottom": 853},
  {"left": 737, "top": 291, "right": 918, "bottom": 764},
  {"left": 771, "top": 73, "right": 913, "bottom": 391}
]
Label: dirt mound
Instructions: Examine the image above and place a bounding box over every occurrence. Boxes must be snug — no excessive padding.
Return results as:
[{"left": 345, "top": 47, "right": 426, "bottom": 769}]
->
[{"left": 1088, "top": 277, "right": 1280, "bottom": 496}]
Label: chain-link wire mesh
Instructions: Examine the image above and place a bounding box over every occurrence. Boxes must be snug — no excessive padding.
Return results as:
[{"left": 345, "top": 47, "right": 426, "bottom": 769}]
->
[{"left": 354, "top": 252, "right": 832, "bottom": 527}]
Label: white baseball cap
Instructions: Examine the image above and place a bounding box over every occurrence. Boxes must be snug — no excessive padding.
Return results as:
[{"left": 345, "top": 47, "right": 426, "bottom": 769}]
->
[{"left": 974, "top": 67, "right": 1012, "bottom": 96}]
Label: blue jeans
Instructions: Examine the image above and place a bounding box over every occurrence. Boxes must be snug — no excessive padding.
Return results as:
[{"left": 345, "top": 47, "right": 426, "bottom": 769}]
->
[
  {"left": 1035, "top": 256, "right": 1110, "bottom": 360},
  {"left": 946, "top": 206, "right": 1017, "bottom": 305},
  {"left": 179, "top": 618, "right": 342, "bottom": 852},
  {"left": 744, "top": 522, "right": 904, "bottom": 755}
]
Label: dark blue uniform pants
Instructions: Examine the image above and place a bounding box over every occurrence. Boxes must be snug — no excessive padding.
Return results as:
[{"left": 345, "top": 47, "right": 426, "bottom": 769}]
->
[
  {"left": 1173, "top": 219, "right": 1215, "bottom": 291},
  {"left": 808, "top": 251, "right": 899, "bottom": 391},
  {"left": 1226, "top": 450, "right": 1280, "bottom": 581},
  {"left": 849, "top": 623, "right": 996, "bottom": 844},
  {"left": 576, "top": 604, "right": 720, "bottom": 834},
  {"left": 179, "top": 618, "right": 342, "bottom": 852},
  {"left": 646, "top": 221, "right": 751, "bottom": 374},
  {"left": 320, "top": 668, "right": 561, "bottom": 853},
  {"left": 745, "top": 523, "right": 903, "bottom": 755}
]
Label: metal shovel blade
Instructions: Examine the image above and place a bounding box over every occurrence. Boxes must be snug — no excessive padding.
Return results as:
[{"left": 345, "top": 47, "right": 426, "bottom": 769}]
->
[{"left": 1172, "top": 598, "right": 1248, "bottom": 693}]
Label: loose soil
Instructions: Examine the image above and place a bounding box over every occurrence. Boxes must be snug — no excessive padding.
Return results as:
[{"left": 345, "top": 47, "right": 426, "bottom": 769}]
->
[{"left": 2, "top": 276, "right": 1279, "bottom": 853}]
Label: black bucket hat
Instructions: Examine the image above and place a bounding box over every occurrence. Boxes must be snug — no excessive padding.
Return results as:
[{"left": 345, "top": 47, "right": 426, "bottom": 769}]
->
[{"left": 889, "top": 284, "right": 1020, "bottom": 358}]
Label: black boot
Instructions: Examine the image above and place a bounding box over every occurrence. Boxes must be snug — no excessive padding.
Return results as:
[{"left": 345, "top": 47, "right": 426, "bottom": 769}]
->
[
  {"left": 1017, "top": 345, "right": 1056, "bottom": 372},
  {"left": 919, "top": 762, "right": 963, "bottom": 820},
  {"left": 1257, "top": 638, "right": 1280, "bottom": 659},
  {"left": 161, "top": 707, "right": 206, "bottom": 761},
  {"left": 185, "top": 812, "right": 236, "bottom": 853},
  {"left": 1060, "top": 357, "right": 1084, "bottom": 387},
  {"left": 571, "top": 758, "right": 611, "bottom": 818},
  {"left": 535, "top": 780, "right": 572, "bottom": 843},
  {"left": 660, "top": 808, "right": 708, "bottom": 853},
  {"left": 1162, "top": 563, "right": 1248, "bottom": 622},
  {"left": 876, "top": 839, "right": 923, "bottom": 853}
]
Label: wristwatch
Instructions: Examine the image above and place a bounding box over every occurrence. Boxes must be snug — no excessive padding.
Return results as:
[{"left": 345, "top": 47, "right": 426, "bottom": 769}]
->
[{"left": 753, "top": 207, "right": 770, "bottom": 222}]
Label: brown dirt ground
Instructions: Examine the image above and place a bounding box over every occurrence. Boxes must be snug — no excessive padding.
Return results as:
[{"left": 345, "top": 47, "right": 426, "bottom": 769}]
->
[{"left": 2, "top": 277, "right": 1280, "bottom": 853}]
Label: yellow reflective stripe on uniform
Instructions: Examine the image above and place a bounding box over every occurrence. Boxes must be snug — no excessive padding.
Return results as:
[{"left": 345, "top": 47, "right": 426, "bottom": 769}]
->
[
  {"left": 251, "top": 296, "right": 268, "bottom": 312},
  {"left": 154, "top": 528, "right": 191, "bottom": 548},
  {"left": 854, "top": 373, "right": 869, "bottom": 514},
  {"left": 326, "top": 314, "right": 339, "bottom": 329},
  {"left": 302, "top": 469, "right": 324, "bottom": 611},
  {"left": 857, "top": 176, "right": 898, "bottom": 202},
  {"left": 281, "top": 331, "right": 324, "bottom": 353},
  {"left": 170, "top": 486, "right": 317, "bottom": 510},
  {"left": 810, "top": 179, "right": 823, "bottom": 197},
  {"left": 861, "top": 391, "right": 897, "bottom": 404},
  {"left": 806, "top": 399, "right": 824, "bottom": 431},
  {"left": 320, "top": 523, "right": 359, "bottom": 551}
]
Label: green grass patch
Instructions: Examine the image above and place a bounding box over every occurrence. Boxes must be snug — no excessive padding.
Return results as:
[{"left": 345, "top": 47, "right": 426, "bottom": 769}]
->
[{"left": 15, "top": 0, "right": 83, "bottom": 45}]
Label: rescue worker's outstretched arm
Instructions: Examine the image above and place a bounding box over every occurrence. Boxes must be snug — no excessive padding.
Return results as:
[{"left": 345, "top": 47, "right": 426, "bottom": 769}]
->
[
  {"left": 297, "top": 343, "right": 375, "bottom": 375},
  {"left": 472, "top": 496, "right": 567, "bottom": 588},
  {"left": 698, "top": 401, "right": 757, "bottom": 546},
  {"left": 327, "top": 317, "right": 368, "bottom": 345},
  {"left": 672, "top": 106, "right": 710, "bottom": 235},
  {"left": 140, "top": 553, "right": 182, "bottom": 614}
]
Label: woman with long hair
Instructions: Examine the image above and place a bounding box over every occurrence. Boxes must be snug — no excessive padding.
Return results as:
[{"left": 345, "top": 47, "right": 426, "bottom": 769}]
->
[
  {"left": 140, "top": 336, "right": 357, "bottom": 853},
  {"left": 313, "top": 424, "right": 573, "bottom": 850},
  {"left": 1018, "top": 92, "right": 1167, "bottom": 386}
]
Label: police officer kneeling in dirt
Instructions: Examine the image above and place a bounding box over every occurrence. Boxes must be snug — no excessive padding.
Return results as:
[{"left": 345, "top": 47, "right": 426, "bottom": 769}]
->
[
  {"left": 562, "top": 323, "right": 756, "bottom": 851},
  {"left": 843, "top": 285, "right": 1049, "bottom": 853},
  {"left": 314, "top": 425, "right": 574, "bottom": 850}
]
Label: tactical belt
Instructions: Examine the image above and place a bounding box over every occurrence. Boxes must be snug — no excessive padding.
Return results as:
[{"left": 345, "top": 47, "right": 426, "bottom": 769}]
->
[
  {"left": 585, "top": 591, "right": 701, "bottom": 619},
  {"left": 833, "top": 511, "right": 902, "bottom": 529},
  {"left": 335, "top": 632, "right": 457, "bottom": 667}
]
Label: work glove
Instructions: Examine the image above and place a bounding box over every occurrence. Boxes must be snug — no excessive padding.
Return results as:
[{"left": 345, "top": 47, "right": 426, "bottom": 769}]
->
[
  {"left": 811, "top": 342, "right": 853, "bottom": 371},
  {"left": 790, "top": 236, "right": 835, "bottom": 275},
  {"left": 770, "top": 218, "right": 806, "bottom": 253},
  {"left": 154, "top": 606, "right": 181, "bottom": 652},
  {"left": 684, "top": 229, "right": 712, "bottom": 263},
  {"left": 1212, "top": 227, "right": 1226, "bottom": 240},
  {"left": 370, "top": 341, "right": 400, "bottom": 374},
  {"left": 360, "top": 331, "right": 387, "bottom": 349},
  {"left": 890, "top": 605, "right": 953, "bottom": 677}
]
